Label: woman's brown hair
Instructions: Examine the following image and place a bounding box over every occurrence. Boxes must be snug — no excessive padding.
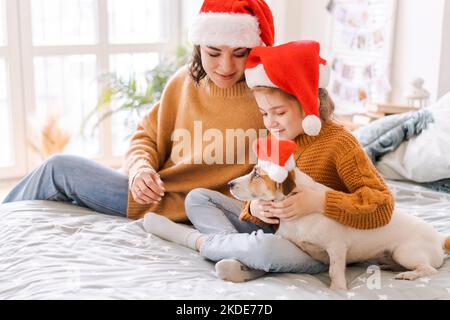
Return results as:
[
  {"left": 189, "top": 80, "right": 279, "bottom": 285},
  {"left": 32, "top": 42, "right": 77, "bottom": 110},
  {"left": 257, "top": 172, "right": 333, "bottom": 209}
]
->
[
  {"left": 188, "top": 45, "right": 207, "bottom": 85},
  {"left": 253, "top": 86, "right": 335, "bottom": 122}
]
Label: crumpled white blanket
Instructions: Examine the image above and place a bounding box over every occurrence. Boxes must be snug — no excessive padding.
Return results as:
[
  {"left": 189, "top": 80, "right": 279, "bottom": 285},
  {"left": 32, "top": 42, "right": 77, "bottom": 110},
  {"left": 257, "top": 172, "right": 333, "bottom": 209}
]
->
[{"left": 376, "top": 92, "right": 450, "bottom": 182}]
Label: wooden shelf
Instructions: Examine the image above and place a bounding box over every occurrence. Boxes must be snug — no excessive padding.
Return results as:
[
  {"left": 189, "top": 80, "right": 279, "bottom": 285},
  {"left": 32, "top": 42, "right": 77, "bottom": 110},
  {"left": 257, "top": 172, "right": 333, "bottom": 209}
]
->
[
  {"left": 365, "top": 102, "right": 420, "bottom": 114},
  {"left": 334, "top": 102, "right": 420, "bottom": 131}
]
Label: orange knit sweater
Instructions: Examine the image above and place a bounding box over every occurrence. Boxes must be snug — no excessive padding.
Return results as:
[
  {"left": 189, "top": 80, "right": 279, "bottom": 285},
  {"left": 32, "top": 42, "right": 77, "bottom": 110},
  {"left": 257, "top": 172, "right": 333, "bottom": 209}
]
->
[
  {"left": 123, "top": 66, "right": 265, "bottom": 221},
  {"left": 240, "top": 121, "right": 395, "bottom": 230}
]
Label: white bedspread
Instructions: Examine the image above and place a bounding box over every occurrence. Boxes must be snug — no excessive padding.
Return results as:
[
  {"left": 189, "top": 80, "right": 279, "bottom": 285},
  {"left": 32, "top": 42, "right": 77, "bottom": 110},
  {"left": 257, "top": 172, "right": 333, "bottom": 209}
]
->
[
  {"left": 1, "top": 180, "right": 449, "bottom": 300},
  {"left": 377, "top": 92, "right": 450, "bottom": 182}
]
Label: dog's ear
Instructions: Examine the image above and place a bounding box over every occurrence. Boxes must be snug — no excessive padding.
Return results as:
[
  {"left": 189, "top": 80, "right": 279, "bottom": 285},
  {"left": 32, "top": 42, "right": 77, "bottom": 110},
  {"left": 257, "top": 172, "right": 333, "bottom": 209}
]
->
[{"left": 281, "top": 170, "right": 296, "bottom": 196}]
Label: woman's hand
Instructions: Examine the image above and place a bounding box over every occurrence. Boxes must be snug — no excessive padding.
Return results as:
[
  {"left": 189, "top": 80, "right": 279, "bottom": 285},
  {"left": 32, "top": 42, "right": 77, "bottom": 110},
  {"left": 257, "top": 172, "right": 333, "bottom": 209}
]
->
[
  {"left": 250, "top": 200, "right": 279, "bottom": 225},
  {"left": 269, "top": 187, "right": 326, "bottom": 221},
  {"left": 130, "top": 168, "right": 166, "bottom": 205}
]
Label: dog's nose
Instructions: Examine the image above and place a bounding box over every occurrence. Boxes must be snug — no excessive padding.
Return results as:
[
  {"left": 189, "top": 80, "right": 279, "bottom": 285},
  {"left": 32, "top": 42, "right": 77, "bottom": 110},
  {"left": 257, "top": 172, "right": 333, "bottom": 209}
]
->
[{"left": 228, "top": 181, "right": 236, "bottom": 188}]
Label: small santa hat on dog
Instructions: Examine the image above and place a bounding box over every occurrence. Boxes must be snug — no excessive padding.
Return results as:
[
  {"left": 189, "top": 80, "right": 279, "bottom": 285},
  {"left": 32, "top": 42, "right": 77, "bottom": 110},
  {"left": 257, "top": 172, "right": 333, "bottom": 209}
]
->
[
  {"left": 245, "top": 41, "right": 331, "bottom": 136},
  {"left": 253, "top": 137, "right": 297, "bottom": 183},
  {"left": 188, "top": 0, "right": 275, "bottom": 48}
]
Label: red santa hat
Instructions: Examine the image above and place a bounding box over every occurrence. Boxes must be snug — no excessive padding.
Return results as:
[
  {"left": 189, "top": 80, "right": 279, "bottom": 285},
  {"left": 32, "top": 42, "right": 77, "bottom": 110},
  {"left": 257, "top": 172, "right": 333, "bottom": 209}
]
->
[
  {"left": 253, "top": 137, "right": 297, "bottom": 183},
  {"left": 188, "top": 0, "right": 275, "bottom": 48},
  {"left": 245, "top": 41, "right": 331, "bottom": 136}
]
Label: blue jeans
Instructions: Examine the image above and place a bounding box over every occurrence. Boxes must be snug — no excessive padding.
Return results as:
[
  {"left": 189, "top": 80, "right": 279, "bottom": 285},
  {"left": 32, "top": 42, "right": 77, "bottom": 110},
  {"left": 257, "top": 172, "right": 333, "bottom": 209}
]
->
[
  {"left": 2, "top": 155, "right": 128, "bottom": 217},
  {"left": 185, "top": 188, "right": 328, "bottom": 274},
  {"left": 353, "top": 109, "right": 433, "bottom": 163}
]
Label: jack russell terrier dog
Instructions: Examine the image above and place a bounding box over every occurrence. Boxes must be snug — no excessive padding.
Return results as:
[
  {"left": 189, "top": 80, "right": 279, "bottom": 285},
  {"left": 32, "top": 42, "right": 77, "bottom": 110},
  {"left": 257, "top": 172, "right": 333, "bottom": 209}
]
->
[{"left": 228, "top": 165, "right": 450, "bottom": 290}]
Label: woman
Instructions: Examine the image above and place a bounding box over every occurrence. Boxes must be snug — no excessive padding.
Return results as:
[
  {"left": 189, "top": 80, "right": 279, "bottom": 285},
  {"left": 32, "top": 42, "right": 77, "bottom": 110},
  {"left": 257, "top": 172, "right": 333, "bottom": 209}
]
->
[{"left": 3, "top": 0, "right": 275, "bottom": 222}]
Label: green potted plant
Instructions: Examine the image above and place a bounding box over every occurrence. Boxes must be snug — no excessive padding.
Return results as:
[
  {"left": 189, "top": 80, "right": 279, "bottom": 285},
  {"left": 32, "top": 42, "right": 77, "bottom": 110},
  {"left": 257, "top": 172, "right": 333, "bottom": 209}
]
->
[{"left": 81, "top": 45, "right": 190, "bottom": 137}]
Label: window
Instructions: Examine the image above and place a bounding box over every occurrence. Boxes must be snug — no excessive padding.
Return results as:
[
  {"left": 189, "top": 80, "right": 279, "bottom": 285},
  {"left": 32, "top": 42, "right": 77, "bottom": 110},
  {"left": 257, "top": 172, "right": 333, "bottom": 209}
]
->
[
  {"left": 0, "top": 0, "right": 5, "bottom": 46},
  {"left": 0, "top": 0, "right": 180, "bottom": 179},
  {"left": 0, "top": 0, "right": 27, "bottom": 179},
  {"left": 328, "top": 0, "right": 397, "bottom": 114},
  {"left": 1, "top": 0, "right": 9, "bottom": 167},
  {"left": 31, "top": 0, "right": 98, "bottom": 46},
  {"left": 33, "top": 54, "right": 100, "bottom": 157},
  {"left": 109, "top": 52, "right": 159, "bottom": 157},
  {"left": 108, "top": 0, "right": 169, "bottom": 44},
  {"left": 0, "top": 57, "right": 11, "bottom": 168}
]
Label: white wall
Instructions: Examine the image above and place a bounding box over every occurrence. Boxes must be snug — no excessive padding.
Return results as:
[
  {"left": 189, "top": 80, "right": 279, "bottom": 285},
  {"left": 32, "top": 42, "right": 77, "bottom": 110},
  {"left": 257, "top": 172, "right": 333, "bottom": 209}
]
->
[
  {"left": 438, "top": 0, "right": 450, "bottom": 99},
  {"left": 281, "top": 0, "right": 332, "bottom": 58},
  {"left": 391, "top": 0, "right": 447, "bottom": 103},
  {"left": 281, "top": 0, "right": 450, "bottom": 104},
  {"left": 268, "top": 0, "right": 332, "bottom": 59}
]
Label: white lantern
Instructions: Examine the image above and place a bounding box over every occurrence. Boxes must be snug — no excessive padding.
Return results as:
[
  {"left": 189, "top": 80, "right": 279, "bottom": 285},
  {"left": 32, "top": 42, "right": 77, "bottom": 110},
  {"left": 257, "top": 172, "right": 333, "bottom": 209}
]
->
[{"left": 404, "top": 78, "right": 430, "bottom": 109}]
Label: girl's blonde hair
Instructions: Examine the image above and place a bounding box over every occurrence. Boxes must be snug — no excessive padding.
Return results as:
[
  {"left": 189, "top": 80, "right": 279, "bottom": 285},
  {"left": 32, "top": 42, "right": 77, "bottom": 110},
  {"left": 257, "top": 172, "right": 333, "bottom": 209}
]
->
[{"left": 252, "top": 86, "right": 335, "bottom": 122}]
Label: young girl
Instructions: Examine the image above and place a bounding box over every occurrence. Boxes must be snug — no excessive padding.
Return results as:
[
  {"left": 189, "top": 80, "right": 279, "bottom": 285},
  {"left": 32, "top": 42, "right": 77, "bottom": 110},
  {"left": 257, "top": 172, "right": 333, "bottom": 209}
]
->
[
  {"left": 3, "top": 0, "right": 275, "bottom": 222},
  {"left": 145, "top": 41, "right": 395, "bottom": 282}
]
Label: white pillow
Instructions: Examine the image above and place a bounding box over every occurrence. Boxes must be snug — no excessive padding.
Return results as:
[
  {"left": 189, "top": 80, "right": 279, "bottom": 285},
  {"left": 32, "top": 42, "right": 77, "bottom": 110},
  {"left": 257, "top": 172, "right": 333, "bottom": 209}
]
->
[{"left": 376, "top": 92, "right": 450, "bottom": 183}]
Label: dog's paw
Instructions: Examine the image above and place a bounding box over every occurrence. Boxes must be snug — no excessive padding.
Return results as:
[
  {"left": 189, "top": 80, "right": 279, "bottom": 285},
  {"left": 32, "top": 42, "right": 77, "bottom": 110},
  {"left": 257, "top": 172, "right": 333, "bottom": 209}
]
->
[{"left": 395, "top": 271, "right": 420, "bottom": 281}]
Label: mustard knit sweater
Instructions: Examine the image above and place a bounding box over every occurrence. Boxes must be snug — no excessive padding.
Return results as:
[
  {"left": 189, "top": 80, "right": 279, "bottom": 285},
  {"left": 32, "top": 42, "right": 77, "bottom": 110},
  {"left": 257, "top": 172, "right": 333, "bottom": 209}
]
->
[
  {"left": 240, "top": 121, "right": 395, "bottom": 230},
  {"left": 124, "top": 66, "right": 265, "bottom": 221}
]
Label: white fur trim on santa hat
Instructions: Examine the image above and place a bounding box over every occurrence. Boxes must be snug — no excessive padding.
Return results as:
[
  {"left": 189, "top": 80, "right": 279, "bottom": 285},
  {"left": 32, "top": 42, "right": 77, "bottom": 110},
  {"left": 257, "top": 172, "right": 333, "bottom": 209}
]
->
[
  {"left": 319, "top": 64, "right": 330, "bottom": 88},
  {"left": 245, "top": 64, "right": 277, "bottom": 89},
  {"left": 302, "top": 115, "right": 322, "bottom": 136},
  {"left": 284, "top": 155, "right": 296, "bottom": 171},
  {"left": 188, "top": 13, "right": 262, "bottom": 48},
  {"left": 247, "top": 63, "right": 330, "bottom": 89},
  {"left": 259, "top": 160, "right": 289, "bottom": 183}
]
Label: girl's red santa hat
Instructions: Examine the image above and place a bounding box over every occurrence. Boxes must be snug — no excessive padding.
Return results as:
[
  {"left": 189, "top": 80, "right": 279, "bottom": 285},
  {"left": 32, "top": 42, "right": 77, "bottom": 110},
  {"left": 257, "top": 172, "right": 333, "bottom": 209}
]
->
[
  {"left": 245, "top": 41, "right": 331, "bottom": 136},
  {"left": 188, "top": 0, "right": 275, "bottom": 48},
  {"left": 253, "top": 137, "right": 297, "bottom": 184}
]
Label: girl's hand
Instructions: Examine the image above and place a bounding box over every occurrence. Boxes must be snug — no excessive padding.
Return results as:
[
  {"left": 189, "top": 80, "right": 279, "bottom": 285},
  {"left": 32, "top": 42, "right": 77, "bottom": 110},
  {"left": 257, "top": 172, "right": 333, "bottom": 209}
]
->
[
  {"left": 269, "top": 187, "right": 326, "bottom": 221},
  {"left": 131, "top": 168, "right": 166, "bottom": 205},
  {"left": 250, "top": 200, "right": 280, "bottom": 225}
]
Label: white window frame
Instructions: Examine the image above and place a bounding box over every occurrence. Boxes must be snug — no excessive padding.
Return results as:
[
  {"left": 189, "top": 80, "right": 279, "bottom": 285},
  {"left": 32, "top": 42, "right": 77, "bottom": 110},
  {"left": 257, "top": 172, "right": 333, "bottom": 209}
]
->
[
  {"left": 0, "top": 0, "right": 28, "bottom": 179},
  {"left": 1, "top": 0, "right": 181, "bottom": 180}
]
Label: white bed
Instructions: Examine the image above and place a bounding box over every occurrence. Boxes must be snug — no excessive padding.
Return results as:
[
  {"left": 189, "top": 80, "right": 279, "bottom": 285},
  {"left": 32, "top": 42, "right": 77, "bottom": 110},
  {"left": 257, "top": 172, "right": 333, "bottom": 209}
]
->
[{"left": 1, "top": 179, "right": 449, "bottom": 300}]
